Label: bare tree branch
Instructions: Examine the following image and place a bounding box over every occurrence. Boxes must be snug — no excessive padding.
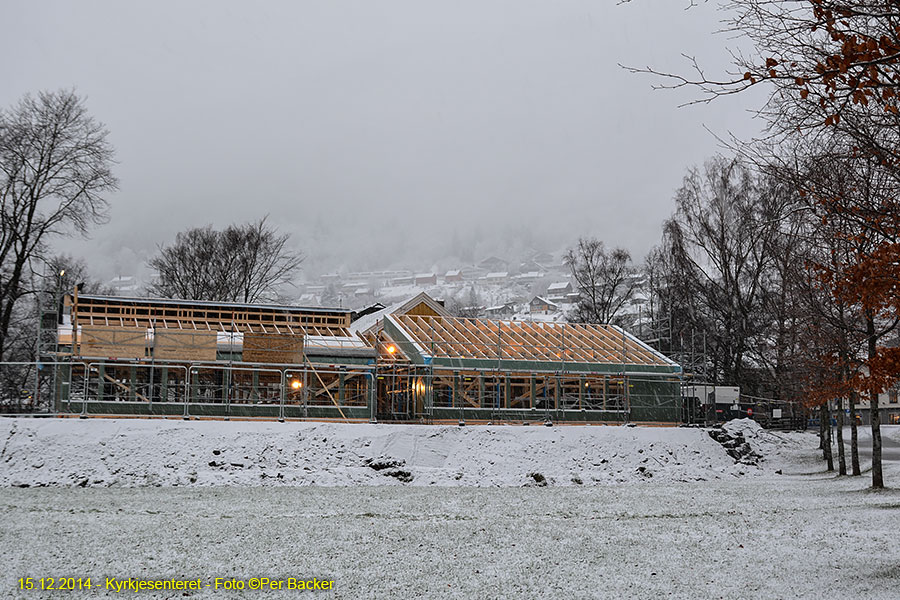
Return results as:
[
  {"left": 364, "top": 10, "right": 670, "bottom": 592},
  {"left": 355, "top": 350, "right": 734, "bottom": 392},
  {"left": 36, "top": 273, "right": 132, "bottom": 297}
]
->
[{"left": 149, "top": 217, "right": 304, "bottom": 304}]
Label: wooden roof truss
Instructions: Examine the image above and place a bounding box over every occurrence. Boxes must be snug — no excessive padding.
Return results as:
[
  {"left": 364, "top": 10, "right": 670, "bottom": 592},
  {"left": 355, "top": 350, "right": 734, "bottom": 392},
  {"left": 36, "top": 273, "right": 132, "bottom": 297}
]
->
[{"left": 393, "top": 315, "right": 672, "bottom": 367}]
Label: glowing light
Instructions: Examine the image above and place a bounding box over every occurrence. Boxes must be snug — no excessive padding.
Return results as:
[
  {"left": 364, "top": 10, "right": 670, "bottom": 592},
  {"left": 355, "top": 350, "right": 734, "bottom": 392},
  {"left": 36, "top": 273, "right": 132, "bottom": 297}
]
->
[
  {"left": 291, "top": 379, "right": 302, "bottom": 390},
  {"left": 59, "top": 269, "right": 65, "bottom": 277},
  {"left": 386, "top": 344, "right": 397, "bottom": 355}
]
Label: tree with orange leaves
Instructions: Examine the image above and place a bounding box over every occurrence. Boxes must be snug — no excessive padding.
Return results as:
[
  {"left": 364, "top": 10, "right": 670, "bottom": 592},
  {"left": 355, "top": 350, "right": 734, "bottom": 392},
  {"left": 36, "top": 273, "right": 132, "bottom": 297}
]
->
[
  {"left": 779, "top": 146, "right": 899, "bottom": 487},
  {"left": 631, "top": 2, "right": 900, "bottom": 170},
  {"left": 633, "top": 0, "right": 900, "bottom": 489}
]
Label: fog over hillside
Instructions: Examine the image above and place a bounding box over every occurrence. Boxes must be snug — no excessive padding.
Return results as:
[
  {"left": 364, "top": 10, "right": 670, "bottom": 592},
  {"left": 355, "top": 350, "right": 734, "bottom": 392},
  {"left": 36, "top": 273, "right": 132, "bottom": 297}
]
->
[{"left": 1, "top": 1, "right": 765, "bottom": 283}]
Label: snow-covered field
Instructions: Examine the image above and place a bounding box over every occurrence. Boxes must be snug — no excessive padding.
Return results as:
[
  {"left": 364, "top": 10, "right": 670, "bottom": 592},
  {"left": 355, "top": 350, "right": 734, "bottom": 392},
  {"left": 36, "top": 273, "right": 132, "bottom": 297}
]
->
[
  {"left": 1, "top": 418, "right": 899, "bottom": 599},
  {"left": 0, "top": 417, "right": 798, "bottom": 488}
]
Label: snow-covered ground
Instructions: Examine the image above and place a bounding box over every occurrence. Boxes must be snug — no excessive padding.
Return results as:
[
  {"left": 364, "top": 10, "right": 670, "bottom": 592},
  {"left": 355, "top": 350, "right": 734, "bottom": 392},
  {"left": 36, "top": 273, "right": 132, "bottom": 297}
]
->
[
  {"left": 2, "top": 419, "right": 899, "bottom": 599},
  {"left": 0, "top": 418, "right": 801, "bottom": 488}
]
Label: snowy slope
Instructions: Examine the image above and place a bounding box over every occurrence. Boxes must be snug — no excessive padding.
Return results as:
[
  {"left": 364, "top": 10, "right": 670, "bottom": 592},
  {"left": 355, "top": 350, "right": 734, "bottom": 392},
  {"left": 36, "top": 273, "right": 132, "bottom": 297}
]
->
[{"left": 0, "top": 417, "right": 810, "bottom": 488}]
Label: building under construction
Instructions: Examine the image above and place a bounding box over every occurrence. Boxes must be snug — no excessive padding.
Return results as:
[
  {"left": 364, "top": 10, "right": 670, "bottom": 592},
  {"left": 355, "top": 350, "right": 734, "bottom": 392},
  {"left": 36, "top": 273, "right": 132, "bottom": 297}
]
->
[{"left": 50, "top": 292, "right": 682, "bottom": 423}]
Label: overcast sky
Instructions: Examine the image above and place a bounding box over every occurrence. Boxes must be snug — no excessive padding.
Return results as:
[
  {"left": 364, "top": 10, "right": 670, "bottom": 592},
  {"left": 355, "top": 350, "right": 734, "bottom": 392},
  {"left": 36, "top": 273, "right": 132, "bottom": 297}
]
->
[{"left": 2, "top": 0, "right": 765, "bottom": 280}]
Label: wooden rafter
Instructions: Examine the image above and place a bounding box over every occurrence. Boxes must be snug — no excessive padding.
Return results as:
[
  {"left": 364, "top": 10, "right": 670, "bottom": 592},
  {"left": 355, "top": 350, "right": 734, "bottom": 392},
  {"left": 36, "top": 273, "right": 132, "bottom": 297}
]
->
[{"left": 391, "top": 315, "right": 670, "bottom": 367}]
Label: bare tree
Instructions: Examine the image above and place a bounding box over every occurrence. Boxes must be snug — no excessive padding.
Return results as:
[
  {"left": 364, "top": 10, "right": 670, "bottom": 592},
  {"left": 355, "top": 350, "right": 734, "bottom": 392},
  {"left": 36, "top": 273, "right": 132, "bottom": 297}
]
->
[
  {"left": 149, "top": 217, "right": 303, "bottom": 303},
  {"left": 446, "top": 286, "right": 484, "bottom": 318},
  {"left": 0, "top": 90, "right": 117, "bottom": 361},
  {"left": 0, "top": 254, "right": 113, "bottom": 411},
  {"left": 320, "top": 283, "right": 340, "bottom": 308},
  {"left": 628, "top": 1, "right": 900, "bottom": 486},
  {"left": 791, "top": 146, "right": 899, "bottom": 486},
  {"left": 564, "top": 238, "right": 637, "bottom": 325},
  {"left": 627, "top": 1, "right": 900, "bottom": 173},
  {"left": 231, "top": 218, "right": 302, "bottom": 304},
  {"left": 42, "top": 254, "right": 112, "bottom": 300},
  {"left": 659, "top": 156, "right": 797, "bottom": 388}
]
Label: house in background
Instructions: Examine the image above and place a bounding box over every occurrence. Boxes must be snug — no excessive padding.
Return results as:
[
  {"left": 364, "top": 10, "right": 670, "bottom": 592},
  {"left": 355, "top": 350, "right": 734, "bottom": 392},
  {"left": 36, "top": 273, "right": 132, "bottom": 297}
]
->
[
  {"left": 547, "top": 281, "right": 573, "bottom": 303},
  {"left": 484, "top": 272, "right": 509, "bottom": 285},
  {"left": 444, "top": 269, "right": 463, "bottom": 283},
  {"left": 518, "top": 259, "right": 545, "bottom": 274},
  {"left": 415, "top": 273, "right": 438, "bottom": 286},
  {"left": 529, "top": 296, "right": 558, "bottom": 315},
  {"left": 485, "top": 301, "right": 518, "bottom": 319},
  {"left": 514, "top": 271, "right": 544, "bottom": 285},
  {"left": 841, "top": 383, "right": 900, "bottom": 425},
  {"left": 390, "top": 275, "right": 415, "bottom": 286},
  {"left": 108, "top": 276, "right": 141, "bottom": 295}
]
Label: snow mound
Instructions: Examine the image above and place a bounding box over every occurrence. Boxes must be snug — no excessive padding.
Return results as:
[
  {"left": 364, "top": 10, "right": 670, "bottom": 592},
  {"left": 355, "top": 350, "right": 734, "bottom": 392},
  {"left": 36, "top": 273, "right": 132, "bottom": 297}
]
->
[
  {"left": 0, "top": 417, "right": 796, "bottom": 488},
  {"left": 722, "top": 418, "right": 763, "bottom": 438},
  {"left": 716, "top": 418, "right": 809, "bottom": 469},
  {"left": 709, "top": 422, "right": 762, "bottom": 465}
]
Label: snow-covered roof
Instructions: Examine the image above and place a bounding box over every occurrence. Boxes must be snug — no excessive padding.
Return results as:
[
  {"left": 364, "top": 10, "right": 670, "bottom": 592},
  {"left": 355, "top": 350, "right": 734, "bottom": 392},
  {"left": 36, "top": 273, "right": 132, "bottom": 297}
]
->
[
  {"left": 349, "top": 292, "right": 450, "bottom": 336},
  {"left": 530, "top": 296, "right": 558, "bottom": 307},
  {"left": 547, "top": 281, "right": 571, "bottom": 291},
  {"left": 304, "top": 334, "right": 369, "bottom": 350},
  {"left": 485, "top": 272, "right": 508, "bottom": 278},
  {"left": 348, "top": 302, "right": 405, "bottom": 336}
]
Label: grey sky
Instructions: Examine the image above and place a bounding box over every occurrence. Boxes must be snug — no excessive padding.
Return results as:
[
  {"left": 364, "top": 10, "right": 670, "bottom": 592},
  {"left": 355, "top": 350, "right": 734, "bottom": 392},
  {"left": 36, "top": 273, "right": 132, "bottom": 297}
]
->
[{"left": 2, "top": 0, "right": 764, "bottom": 280}]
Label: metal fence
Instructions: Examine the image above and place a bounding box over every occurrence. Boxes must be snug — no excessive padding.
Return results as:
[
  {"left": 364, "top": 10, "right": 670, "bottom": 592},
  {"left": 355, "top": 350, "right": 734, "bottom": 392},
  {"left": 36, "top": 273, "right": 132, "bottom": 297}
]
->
[{"left": 0, "top": 360, "right": 686, "bottom": 424}]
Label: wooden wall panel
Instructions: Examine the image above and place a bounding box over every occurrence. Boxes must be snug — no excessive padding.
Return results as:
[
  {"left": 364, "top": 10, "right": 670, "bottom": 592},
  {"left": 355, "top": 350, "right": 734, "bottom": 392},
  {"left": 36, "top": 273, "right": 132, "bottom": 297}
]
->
[
  {"left": 80, "top": 326, "right": 147, "bottom": 359},
  {"left": 243, "top": 333, "right": 303, "bottom": 364},
  {"left": 407, "top": 301, "right": 441, "bottom": 317},
  {"left": 154, "top": 330, "right": 217, "bottom": 361}
]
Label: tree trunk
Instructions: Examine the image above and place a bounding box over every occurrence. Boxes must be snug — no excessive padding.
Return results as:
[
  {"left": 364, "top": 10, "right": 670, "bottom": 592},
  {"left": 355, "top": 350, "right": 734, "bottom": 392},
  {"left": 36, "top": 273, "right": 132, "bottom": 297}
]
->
[
  {"left": 866, "top": 316, "right": 884, "bottom": 489},
  {"left": 818, "top": 406, "right": 826, "bottom": 450},
  {"left": 870, "top": 385, "right": 884, "bottom": 489},
  {"left": 835, "top": 397, "right": 846, "bottom": 475},
  {"left": 822, "top": 404, "right": 834, "bottom": 472},
  {"left": 849, "top": 390, "right": 861, "bottom": 476}
]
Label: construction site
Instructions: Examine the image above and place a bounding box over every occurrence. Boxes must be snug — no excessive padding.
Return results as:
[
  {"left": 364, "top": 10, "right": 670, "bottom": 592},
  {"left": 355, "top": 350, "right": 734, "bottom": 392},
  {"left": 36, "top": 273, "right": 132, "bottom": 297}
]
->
[{"left": 31, "top": 291, "right": 685, "bottom": 424}]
